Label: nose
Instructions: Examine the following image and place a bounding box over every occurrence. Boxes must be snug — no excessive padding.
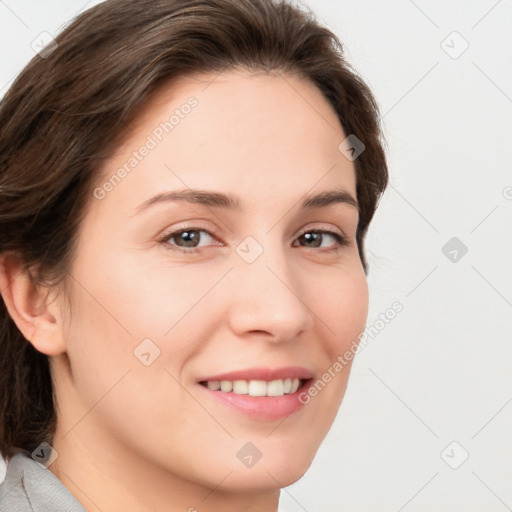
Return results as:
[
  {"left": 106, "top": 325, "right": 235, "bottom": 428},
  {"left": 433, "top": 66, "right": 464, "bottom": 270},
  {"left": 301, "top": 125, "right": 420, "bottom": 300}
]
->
[{"left": 226, "top": 242, "right": 315, "bottom": 343}]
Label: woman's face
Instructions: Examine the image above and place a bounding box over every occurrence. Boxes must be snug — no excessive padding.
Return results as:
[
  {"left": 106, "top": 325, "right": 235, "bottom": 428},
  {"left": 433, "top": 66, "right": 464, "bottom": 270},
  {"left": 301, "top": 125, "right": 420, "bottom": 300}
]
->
[{"left": 52, "top": 69, "right": 368, "bottom": 493}]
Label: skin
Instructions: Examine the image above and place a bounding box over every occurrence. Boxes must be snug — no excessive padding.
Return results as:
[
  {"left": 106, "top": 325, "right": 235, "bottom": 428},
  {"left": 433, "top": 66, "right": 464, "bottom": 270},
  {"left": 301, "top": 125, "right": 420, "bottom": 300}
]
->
[{"left": 0, "top": 68, "right": 368, "bottom": 512}]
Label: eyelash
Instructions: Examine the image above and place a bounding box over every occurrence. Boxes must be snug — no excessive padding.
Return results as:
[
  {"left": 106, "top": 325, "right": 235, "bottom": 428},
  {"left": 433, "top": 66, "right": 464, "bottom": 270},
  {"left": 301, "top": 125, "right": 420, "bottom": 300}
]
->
[{"left": 157, "top": 226, "right": 349, "bottom": 254}]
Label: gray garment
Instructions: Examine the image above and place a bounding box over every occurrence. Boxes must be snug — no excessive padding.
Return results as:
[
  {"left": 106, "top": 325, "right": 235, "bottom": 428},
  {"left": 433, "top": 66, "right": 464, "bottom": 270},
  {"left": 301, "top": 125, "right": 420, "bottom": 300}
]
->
[{"left": 0, "top": 452, "right": 86, "bottom": 511}]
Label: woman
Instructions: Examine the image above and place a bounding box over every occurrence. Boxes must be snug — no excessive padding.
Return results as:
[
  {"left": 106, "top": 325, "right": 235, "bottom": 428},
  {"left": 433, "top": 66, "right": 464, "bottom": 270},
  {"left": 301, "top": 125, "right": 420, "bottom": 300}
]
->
[{"left": 0, "top": 0, "right": 388, "bottom": 510}]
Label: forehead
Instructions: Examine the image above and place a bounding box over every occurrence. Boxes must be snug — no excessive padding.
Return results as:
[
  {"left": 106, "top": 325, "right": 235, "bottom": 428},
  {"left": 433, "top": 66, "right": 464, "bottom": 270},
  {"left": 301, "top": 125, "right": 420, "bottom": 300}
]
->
[{"left": 92, "top": 68, "right": 356, "bottom": 215}]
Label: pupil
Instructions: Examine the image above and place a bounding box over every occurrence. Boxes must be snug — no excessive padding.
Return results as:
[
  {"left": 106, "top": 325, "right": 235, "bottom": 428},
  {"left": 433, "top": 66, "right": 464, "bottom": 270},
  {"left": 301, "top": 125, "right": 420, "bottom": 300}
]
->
[
  {"left": 303, "top": 232, "right": 320, "bottom": 247},
  {"left": 180, "top": 231, "right": 198, "bottom": 247}
]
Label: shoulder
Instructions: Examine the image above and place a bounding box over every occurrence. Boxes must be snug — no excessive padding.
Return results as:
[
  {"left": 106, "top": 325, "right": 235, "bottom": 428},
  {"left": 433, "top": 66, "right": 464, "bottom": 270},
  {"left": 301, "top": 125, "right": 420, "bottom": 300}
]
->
[{"left": 0, "top": 451, "right": 86, "bottom": 511}]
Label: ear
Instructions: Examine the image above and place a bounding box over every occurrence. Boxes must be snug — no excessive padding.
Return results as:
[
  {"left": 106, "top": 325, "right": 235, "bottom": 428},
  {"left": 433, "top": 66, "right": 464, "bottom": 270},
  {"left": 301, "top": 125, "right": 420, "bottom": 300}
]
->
[{"left": 0, "top": 252, "right": 66, "bottom": 356}]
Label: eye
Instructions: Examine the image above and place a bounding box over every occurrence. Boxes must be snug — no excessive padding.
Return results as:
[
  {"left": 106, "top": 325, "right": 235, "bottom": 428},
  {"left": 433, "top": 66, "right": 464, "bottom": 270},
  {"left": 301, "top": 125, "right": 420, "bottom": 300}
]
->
[
  {"left": 158, "top": 227, "right": 217, "bottom": 253},
  {"left": 293, "top": 229, "right": 349, "bottom": 252}
]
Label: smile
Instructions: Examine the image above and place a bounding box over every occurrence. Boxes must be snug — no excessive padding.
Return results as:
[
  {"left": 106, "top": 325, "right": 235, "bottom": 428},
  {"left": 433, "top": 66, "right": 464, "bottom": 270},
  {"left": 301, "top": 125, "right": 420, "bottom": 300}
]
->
[
  {"left": 197, "top": 367, "right": 314, "bottom": 420},
  {"left": 200, "top": 378, "right": 303, "bottom": 396}
]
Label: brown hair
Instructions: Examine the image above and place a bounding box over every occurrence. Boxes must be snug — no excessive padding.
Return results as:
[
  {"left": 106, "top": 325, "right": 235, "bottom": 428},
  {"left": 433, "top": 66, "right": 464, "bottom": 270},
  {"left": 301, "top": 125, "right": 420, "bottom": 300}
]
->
[{"left": 0, "top": 0, "right": 388, "bottom": 460}]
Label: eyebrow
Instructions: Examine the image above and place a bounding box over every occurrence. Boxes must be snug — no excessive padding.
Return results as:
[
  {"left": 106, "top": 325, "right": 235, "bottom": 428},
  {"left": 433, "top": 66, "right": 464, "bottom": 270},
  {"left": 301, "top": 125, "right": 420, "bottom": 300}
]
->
[{"left": 133, "top": 187, "right": 358, "bottom": 215}]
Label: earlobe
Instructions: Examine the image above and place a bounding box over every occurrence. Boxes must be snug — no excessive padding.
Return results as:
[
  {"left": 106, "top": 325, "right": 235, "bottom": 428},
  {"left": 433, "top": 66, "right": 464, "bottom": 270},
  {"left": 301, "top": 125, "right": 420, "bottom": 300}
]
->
[{"left": 0, "top": 252, "right": 67, "bottom": 356}]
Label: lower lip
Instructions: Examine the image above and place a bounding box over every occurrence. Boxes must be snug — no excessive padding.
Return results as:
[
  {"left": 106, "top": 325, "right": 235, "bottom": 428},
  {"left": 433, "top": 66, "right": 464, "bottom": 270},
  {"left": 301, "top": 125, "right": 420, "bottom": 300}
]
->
[{"left": 197, "top": 380, "right": 313, "bottom": 421}]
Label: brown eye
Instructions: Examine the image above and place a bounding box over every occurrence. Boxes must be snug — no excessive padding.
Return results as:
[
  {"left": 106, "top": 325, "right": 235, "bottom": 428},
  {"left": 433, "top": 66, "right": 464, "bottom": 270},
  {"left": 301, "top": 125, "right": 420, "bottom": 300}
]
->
[
  {"left": 159, "top": 228, "right": 217, "bottom": 253},
  {"left": 294, "top": 230, "right": 348, "bottom": 251}
]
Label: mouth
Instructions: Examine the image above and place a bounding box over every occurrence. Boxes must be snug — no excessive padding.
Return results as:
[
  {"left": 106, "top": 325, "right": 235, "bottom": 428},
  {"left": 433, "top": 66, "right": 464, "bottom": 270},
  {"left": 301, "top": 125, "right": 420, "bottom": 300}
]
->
[
  {"left": 198, "top": 377, "right": 308, "bottom": 397},
  {"left": 197, "top": 367, "right": 314, "bottom": 421}
]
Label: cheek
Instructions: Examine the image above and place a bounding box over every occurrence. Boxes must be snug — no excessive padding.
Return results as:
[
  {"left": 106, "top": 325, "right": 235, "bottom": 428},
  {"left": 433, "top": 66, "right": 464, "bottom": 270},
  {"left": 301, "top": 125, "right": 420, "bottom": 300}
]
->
[
  {"left": 60, "top": 269, "right": 213, "bottom": 458},
  {"left": 69, "top": 251, "right": 218, "bottom": 346},
  {"left": 317, "top": 268, "right": 369, "bottom": 358},
  {"left": 100, "top": 252, "right": 231, "bottom": 334},
  {"left": 305, "top": 270, "right": 368, "bottom": 419},
  {"left": 62, "top": 255, "right": 231, "bottom": 405}
]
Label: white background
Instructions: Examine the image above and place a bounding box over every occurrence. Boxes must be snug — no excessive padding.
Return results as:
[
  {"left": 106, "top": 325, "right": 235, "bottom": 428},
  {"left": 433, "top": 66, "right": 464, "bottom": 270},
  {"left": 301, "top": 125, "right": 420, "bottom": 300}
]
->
[{"left": 1, "top": 1, "right": 511, "bottom": 510}]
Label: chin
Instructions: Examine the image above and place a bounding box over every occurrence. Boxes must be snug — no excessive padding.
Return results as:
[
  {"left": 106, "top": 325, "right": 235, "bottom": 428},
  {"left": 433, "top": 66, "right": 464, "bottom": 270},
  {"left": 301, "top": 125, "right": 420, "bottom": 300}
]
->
[{"left": 212, "top": 446, "right": 317, "bottom": 493}]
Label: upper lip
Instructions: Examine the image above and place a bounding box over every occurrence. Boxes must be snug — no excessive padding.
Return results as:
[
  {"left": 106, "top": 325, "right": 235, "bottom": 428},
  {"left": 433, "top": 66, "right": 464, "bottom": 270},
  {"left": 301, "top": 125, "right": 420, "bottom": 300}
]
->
[{"left": 198, "top": 366, "right": 315, "bottom": 382}]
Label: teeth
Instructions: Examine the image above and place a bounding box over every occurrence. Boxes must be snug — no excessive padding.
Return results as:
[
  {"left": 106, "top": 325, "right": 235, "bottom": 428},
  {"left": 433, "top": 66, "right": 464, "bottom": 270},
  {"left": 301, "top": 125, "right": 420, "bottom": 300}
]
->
[
  {"left": 233, "top": 380, "right": 248, "bottom": 394},
  {"left": 248, "top": 380, "right": 267, "bottom": 396},
  {"left": 267, "top": 379, "right": 284, "bottom": 396},
  {"left": 220, "top": 380, "right": 232, "bottom": 392},
  {"left": 203, "top": 378, "right": 303, "bottom": 397}
]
